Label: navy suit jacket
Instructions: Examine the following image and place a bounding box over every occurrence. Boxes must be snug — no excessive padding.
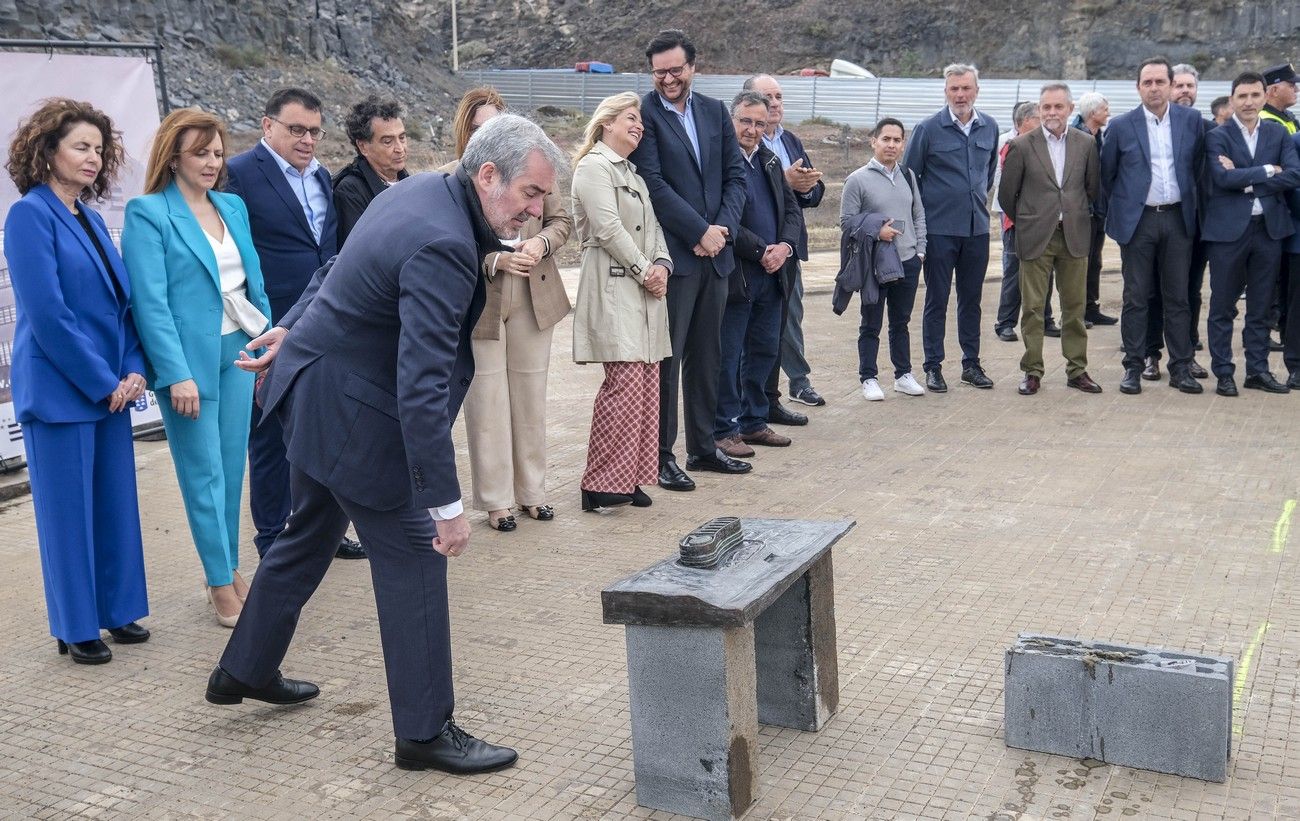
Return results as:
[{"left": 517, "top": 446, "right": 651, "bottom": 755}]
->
[
  {"left": 3, "top": 185, "right": 145, "bottom": 423},
  {"left": 1099, "top": 103, "right": 1203, "bottom": 244},
  {"left": 1201, "top": 119, "right": 1300, "bottom": 243},
  {"left": 225, "top": 142, "right": 337, "bottom": 321},
  {"left": 902, "top": 108, "right": 999, "bottom": 237},
  {"left": 1284, "top": 132, "right": 1300, "bottom": 254},
  {"left": 774, "top": 128, "right": 825, "bottom": 260},
  {"left": 260, "top": 170, "right": 497, "bottom": 512},
  {"left": 629, "top": 90, "right": 747, "bottom": 277}
]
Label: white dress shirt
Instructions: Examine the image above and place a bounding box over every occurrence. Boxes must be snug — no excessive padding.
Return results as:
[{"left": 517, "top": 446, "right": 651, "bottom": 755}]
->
[
  {"left": 1143, "top": 106, "right": 1181, "bottom": 206},
  {"left": 949, "top": 106, "right": 978, "bottom": 137},
  {"left": 204, "top": 218, "right": 270, "bottom": 337},
  {"left": 1231, "top": 114, "right": 1277, "bottom": 216}
]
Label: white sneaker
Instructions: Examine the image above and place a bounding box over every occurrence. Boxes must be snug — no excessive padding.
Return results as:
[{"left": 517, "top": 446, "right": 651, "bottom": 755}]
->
[
  {"left": 894, "top": 372, "right": 925, "bottom": 396},
  {"left": 861, "top": 378, "right": 885, "bottom": 401}
]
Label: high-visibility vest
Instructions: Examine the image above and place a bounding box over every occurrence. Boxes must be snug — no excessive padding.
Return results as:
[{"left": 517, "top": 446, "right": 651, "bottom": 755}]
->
[{"left": 1260, "top": 107, "right": 1298, "bottom": 134}]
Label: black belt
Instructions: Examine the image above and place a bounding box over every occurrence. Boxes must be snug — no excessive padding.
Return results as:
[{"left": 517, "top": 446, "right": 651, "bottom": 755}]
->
[{"left": 1144, "top": 203, "right": 1181, "bottom": 212}]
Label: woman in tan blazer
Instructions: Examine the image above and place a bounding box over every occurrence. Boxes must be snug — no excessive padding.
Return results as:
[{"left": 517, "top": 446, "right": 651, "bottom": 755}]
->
[
  {"left": 441, "top": 87, "right": 573, "bottom": 531},
  {"left": 571, "top": 92, "right": 672, "bottom": 511}
]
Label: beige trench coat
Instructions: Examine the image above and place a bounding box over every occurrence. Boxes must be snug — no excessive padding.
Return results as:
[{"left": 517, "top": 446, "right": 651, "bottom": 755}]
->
[{"left": 570, "top": 142, "right": 672, "bottom": 364}]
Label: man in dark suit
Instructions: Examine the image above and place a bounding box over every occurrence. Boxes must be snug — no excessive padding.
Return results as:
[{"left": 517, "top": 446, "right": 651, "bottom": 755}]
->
[
  {"left": 334, "top": 94, "right": 410, "bottom": 247},
  {"left": 226, "top": 88, "right": 364, "bottom": 560},
  {"left": 205, "top": 114, "right": 567, "bottom": 774},
  {"left": 903, "top": 63, "right": 1000, "bottom": 392},
  {"left": 1099, "top": 57, "right": 1205, "bottom": 395},
  {"left": 998, "top": 82, "right": 1102, "bottom": 395},
  {"left": 714, "top": 91, "right": 802, "bottom": 459},
  {"left": 744, "top": 74, "right": 827, "bottom": 419},
  {"left": 630, "top": 29, "right": 749, "bottom": 489},
  {"left": 1202, "top": 71, "right": 1300, "bottom": 396}
]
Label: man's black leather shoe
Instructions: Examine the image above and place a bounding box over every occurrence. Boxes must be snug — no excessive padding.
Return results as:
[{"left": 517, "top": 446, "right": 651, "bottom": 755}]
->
[
  {"left": 767, "top": 403, "right": 808, "bottom": 426},
  {"left": 961, "top": 366, "right": 994, "bottom": 389},
  {"left": 205, "top": 666, "right": 320, "bottom": 705},
  {"left": 686, "top": 449, "right": 752, "bottom": 474},
  {"left": 657, "top": 460, "right": 696, "bottom": 491},
  {"left": 1188, "top": 359, "right": 1209, "bottom": 379},
  {"left": 1044, "top": 321, "right": 1062, "bottom": 338},
  {"left": 1085, "top": 309, "right": 1118, "bottom": 326},
  {"left": 1244, "top": 372, "right": 1290, "bottom": 394},
  {"left": 996, "top": 326, "right": 1018, "bottom": 342},
  {"left": 1269, "top": 333, "right": 1284, "bottom": 352},
  {"left": 1141, "top": 356, "right": 1161, "bottom": 380},
  {"left": 1169, "top": 372, "right": 1203, "bottom": 394},
  {"left": 108, "top": 622, "right": 150, "bottom": 644},
  {"left": 57, "top": 638, "right": 111, "bottom": 664},
  {"left": 336, "top": 536, "right": 367, "bottom": 560},
  {"left": 1216, "top": 376, "right": 1238, "bottom": 397},
  {"left": 395, "top": 720, "right": 518, "bottom": 774},
  {"left": 925, "top": 368, "right": 948, "bottom": 393},
  {"left": 1288, "top": 371, "right": 1300, "bottom": 390},
  {"left": 1119, "top": 368, "right": 1142, "bottom": 394}
]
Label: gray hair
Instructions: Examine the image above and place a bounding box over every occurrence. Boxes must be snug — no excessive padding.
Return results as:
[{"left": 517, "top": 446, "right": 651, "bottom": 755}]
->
[
  {"left": 1039, "top": 81, "right": 1072, "bottom": 100},
  {"left": 730, "top": 90, "right": 770, "bottom": 115},
  {"left": 1012, "top": 101, "right": 1039, "bottom": 128},
  {"left": 461, "top": 113, "right": 569, "bottom": 181},
  {"left": 943, "top": 63, "right": 980, "bottom": 83},
  {"left": 1171, "top": 63, "right": 1200, "bottom": 81},
  {"left": 1078, "top": 91, "right": 1109, "bottom": 118}
]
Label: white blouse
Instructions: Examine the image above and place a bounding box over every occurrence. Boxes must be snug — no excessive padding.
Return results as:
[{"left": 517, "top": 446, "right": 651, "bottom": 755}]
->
[{"left": 204, "top": 218, "right": 269, "bottom": 337}]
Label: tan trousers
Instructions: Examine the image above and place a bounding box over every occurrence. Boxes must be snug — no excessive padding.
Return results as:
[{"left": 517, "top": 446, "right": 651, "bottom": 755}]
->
[{"left": 463, "top": 274, "right": 555, "bottom": 511}]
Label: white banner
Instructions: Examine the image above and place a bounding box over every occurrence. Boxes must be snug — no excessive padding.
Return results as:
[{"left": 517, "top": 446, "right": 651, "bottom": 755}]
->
[{"left": 0, "top": 52, "right": 164, "bottom": 463}]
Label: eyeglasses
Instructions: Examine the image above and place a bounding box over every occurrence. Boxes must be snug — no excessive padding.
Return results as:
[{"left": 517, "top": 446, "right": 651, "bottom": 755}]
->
[
  {"left": 651, "top": 64, "right": 690, "bottom": 80},
  {"left": 734, "top": 117, "right": 768, "bottom": 130},
  {"left": 270, "top": 117, "right": 326, "bottom": 140}
]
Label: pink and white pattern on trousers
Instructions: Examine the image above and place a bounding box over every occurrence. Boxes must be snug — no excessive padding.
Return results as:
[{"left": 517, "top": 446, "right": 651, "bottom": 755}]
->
[{"left": 581, "top": 362, "right": 660, "bottom": 494}]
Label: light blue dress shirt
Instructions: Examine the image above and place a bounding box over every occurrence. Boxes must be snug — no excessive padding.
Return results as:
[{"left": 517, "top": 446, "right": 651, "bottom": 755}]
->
[
  {"left": 260, "top": 138, "right": 328, "bottom": 244},
  {"left": 660, "top": 92, "right": 701, "bottom": 167},
  {"left": 763, "top": 125, "right": 794, "bottom": 169}
]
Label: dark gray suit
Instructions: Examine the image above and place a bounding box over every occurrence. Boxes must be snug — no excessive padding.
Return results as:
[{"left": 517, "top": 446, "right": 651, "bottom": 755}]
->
[{"left": 219, "top": 169, "right": 496, "bottom": 740}]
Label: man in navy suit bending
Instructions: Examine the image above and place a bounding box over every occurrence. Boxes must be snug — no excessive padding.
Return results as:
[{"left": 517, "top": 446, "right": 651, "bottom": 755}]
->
[
  {"left": 206, "top": 114, "right": 567, "bottom": 774},
  {"left": 226, "top": 88, "right": 365, "bottom": 561}
]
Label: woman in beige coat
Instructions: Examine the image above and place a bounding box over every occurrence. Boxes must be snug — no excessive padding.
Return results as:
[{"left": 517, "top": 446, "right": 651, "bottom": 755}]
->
[
  {"left": 571, "top": 92, "right": 672, "bottom": 511},
  {"left": 441, "top": 88, "right": 573, "bottom": 532}
]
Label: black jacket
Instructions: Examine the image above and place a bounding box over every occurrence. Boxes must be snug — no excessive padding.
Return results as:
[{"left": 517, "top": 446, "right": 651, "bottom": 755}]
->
[
  {"left": 731, "top": 143, "right": 801, "bottom": 302},
  {"left": 332, "top": 155, "right": 410, "bottom": 248}
]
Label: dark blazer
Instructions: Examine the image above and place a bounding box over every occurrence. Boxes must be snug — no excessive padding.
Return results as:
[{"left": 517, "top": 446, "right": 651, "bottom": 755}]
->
[
  {"left": 3, "top": 185, "right": 145, "bottom": 423},
  {"left": 1284, "top": 131, "right": 1300, "bottom": 254},
  {"left": 225, "top": 142, "right": 338, "bottom": 321},
  {"left": 1201, "top": 118, "right": 1300, "bottom": 243},
  {"left": 774, "top": 128, "right": 825, "bottom": 260},
  {"left": 734, "top": 144, "right": 802, "bottom": 294},
  {"left": 332, "top": 154, "right": 409, "bottom": 248},
  {"left": 998, "top": 127, "right": 1100, "bottom": 260},
  {"left": 629, "top": 90, "right": 747, "bottom": 278},
  {"left": 902, "top": 107, "right": 999, "bottom": 237},
  {"left": 1099, "top": 103, "right": 1203, "bottom": 244},
  {"left": 260, "top": 170, "right": 499, "bottom": 512}
]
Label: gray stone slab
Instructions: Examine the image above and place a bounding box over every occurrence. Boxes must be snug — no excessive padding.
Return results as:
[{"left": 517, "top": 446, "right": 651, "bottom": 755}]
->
[
  {"left": 755, "top": 551, "right": 839, "bottom": 731},
  {"left": 1005, "top": 634, "right": 1233, "bottom": 782},
  {"left": 626, "top": 624, "right": 758, "bottom": 821},
  {"left": 602, "top": 518, "right": 856, "bottom": 627}
]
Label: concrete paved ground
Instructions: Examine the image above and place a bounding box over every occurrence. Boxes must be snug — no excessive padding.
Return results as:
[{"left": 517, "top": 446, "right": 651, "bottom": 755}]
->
[{"left": 1, "top": 252, "right": 1298, "bottom": 820}]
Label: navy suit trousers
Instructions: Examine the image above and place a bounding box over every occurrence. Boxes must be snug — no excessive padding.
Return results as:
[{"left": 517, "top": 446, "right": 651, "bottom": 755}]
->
[
  {"left": 922, "top": 233, "right": 989, "bottom": 371},
  {"left": 716, "top": 268, "right": 782, "bottom": 438},
  {"left": 1206, "top": 219, "right": 1281, "bottom": 378}
]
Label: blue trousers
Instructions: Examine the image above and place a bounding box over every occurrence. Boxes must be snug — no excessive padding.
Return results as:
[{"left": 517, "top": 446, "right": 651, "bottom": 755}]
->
[
  {"left": 922, "top": 233, "right": 990, "bottom": 371},
  {"left": 157, "top": 331, "right": 254, "bottom": 586},
  {"left": 24, "top": 412, "right": 149, "bottom": 643},
  {"left": 248, "top": 383, "right": 291, "bottom": 557},
  {"left": 715, "top": 267, "right": 783, "bottom": 439},
  {"left": 1206, "top": 220, "right": 1280, "bottom": 378}
]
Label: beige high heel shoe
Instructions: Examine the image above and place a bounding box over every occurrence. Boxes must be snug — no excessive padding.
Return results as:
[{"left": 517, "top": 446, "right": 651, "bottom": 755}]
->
[{"left": 205, "top": 584, "right": 240, "bottom": 628}]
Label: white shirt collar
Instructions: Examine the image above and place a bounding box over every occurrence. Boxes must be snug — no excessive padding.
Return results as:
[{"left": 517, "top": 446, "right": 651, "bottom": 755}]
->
[
  {"left": 949, "top": 106, "right": 979, "bottom": 131},
  {"left": 260, "top": 137, "right": 321, "bottom": 178},
  {"left": 1042, "top": 125, "right": 1068, "bottom": 142},
  {"left": 1142, "top": 105, "right": 1170, "bottom": 126},
  {"left": 741, "top": 145, "right": 761, "bottom": 164},
  {"left": 1231, "top": 113, "right": 1259, "bottom": 136}
]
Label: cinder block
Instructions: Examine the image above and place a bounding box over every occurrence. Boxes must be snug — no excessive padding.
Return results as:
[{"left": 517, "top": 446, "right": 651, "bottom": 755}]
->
[{"left": 1005, "top": 634, "right": 1232, "bottom": 782}]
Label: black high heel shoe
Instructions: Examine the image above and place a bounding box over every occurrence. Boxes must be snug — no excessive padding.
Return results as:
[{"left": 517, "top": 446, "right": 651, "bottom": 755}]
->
[
  {"left": 581, "top": 489, "right": 633, "bottom": 512},
  {"left": 57, "top": 638, "right": 112, "bottom": 665},
  {"left": 108, "top": 622, "right": 150, "bottom": 644},
  {"left": 519, "top": 504, "right": 555, "bottom": 521},
  {"left": 630, "top": 487, "right": 653, "bottom": 508}
]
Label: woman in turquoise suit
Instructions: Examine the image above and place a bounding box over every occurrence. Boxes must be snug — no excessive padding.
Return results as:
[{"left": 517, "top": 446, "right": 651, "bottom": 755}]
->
[
  {"left": 3, "top": 98, "right": 151, "bottom": 664},
  {"left": 122, "top": 109, "right": 271, "bottom": 628}
]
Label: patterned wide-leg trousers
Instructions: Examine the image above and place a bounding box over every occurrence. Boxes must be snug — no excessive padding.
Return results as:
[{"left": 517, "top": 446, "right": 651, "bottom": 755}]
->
[{"left": 581, "top": 361, "right": 660, "bottom": 494}]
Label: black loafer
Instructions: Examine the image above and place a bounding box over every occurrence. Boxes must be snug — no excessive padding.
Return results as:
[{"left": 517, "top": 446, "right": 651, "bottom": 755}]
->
[
  {"left": 336, "top": 536, "right": 367, "bottom": 560},
  {"left": 1141, "top": 357, "right": 1161, "bottom": 380},
  {"left": 657, "top": 459, "right": 696, "bottom": 491},
  {"left": 395, "top": 720, "right": 518, "bottom": 774},
  {"left": 767, "top": 403, "right": 809, "bottom": 426},
  {"left": 108, "top": 622, "right": 150, "bottom": 644},
  {"left": 1043, "top": 322, "right": 1062, "bottom": 338},
  {"left": 57, "top": 638, "right": 111, "bottom": 664},
  {"left": 925, "top": 369, "right": 948, "bottom": 393},
  {"left": 1216, "top": 376, "right": 1238, "bottom": 397},
  {"left": 686, "top": 449, "right": 752, "bottom": 474},
  {"left": 1244, "top": 372, "right": 1290, "bottom": 393},
  {"left": 961, "top": 366, "right": 994, "bottom": 389},
  {"left": 205, "top": 666, "right": 320, "bottom": 705},
  {"left": 1188, "top": 359, "right": 1209, "bottom": 379},
  {"left": 996, "top": 326, "right": 1018, "bottom": 342},
  {"left": 1168, "top": 373, "right": 1204, "bottom": 394},
  {"left": 630, "top": 487, "right": 653, "bottom": 507},
  {"left": 1085, "top": 309, "right": 1118, "bottom": 326},
  {"left": 1119, "top": 368, "right": 1142, "bottom": 395}
]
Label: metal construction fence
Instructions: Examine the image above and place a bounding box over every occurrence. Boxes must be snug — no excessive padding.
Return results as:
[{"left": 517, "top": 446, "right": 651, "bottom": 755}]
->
[{"left": 460, "top": 69, "right": 1232, "bottom": 130}]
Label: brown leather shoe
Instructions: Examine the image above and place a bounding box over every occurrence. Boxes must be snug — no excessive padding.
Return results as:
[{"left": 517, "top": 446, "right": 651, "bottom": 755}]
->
[
  {"left": 1018, "top": 374, "right": 1040, "bottom": 395},
  {"left": 1067, "top": 372, "right": 1104, "bottom": 393},
  {"left": 715, "top": 436, "right": 755, "bottom": 458},
  {"left": 739, "top": 425, "right": 792, "bottom": 447}
]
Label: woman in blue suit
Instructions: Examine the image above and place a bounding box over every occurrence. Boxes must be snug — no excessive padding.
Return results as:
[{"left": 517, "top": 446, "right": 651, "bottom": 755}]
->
[
  {"left": 122, "top": 109, "right": 271, "bottom": 627},
  {"left": 3, "top": 99, "right": 151, "bottom": 664}
]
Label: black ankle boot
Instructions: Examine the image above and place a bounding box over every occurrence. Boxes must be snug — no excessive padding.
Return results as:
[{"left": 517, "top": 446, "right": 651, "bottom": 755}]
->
[
  {"left": 630, "top": 487, "right": 653, "bottom": 507},
  {"left": 581, "top": 489, "right": 633, "bottom": 511},
  {"left": 57, "top": 638, "right": 112, "bottom": 664}
]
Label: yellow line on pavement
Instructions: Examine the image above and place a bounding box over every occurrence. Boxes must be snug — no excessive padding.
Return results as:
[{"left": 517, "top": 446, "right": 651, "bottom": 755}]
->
[
  {"left": 1233, "top": 621, "right": 1269, "bottom": 736},
  {"left": 1273, "top": 500, "right": 1296, "bottom": 554}
]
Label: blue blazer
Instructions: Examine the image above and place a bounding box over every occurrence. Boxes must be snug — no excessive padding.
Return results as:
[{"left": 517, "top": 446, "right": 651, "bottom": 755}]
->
[
  {"left": 3, "top": 185, "right": 145, "bottom": 423},
  {"left": 121, "top": 183, "right": 273, "bottom": 397},
  {"left": 902, "top": 108, "right": 1000, "bottom": 237},
  {"left": 1283, "top": 132, "right": 1300, "bottom": 254},
  {"left": 629, "top": 90, "right": 747, "bottom": 278},
  {"left": 1201, "top": 120, "right": 1300, "bottom": 244},
  {"left": 225, "top": 142, "right": 337, "bottom": 321},
  {"left": 775, "top": 128, "right": 826, "bottom": 260},
  {"left": 1099, "top": 103, "right": 1203, "bottom": 244}
]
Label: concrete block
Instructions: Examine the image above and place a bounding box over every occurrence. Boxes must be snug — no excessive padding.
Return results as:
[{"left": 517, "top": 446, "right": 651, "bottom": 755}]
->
[
  {"left": 1005, "top": 634, "right": 1232, "bottom": 782},
  {"left": 755, "top": 551, "right": 839, "bottom": 731},
  {"left": 625, "top": 624, "right": 758, "bottom": 821}
]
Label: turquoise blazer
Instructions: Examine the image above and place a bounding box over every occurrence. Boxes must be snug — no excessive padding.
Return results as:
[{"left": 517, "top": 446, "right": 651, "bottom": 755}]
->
[{"left": 122, "top": 183, "right": 272, "bottom": 397}]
